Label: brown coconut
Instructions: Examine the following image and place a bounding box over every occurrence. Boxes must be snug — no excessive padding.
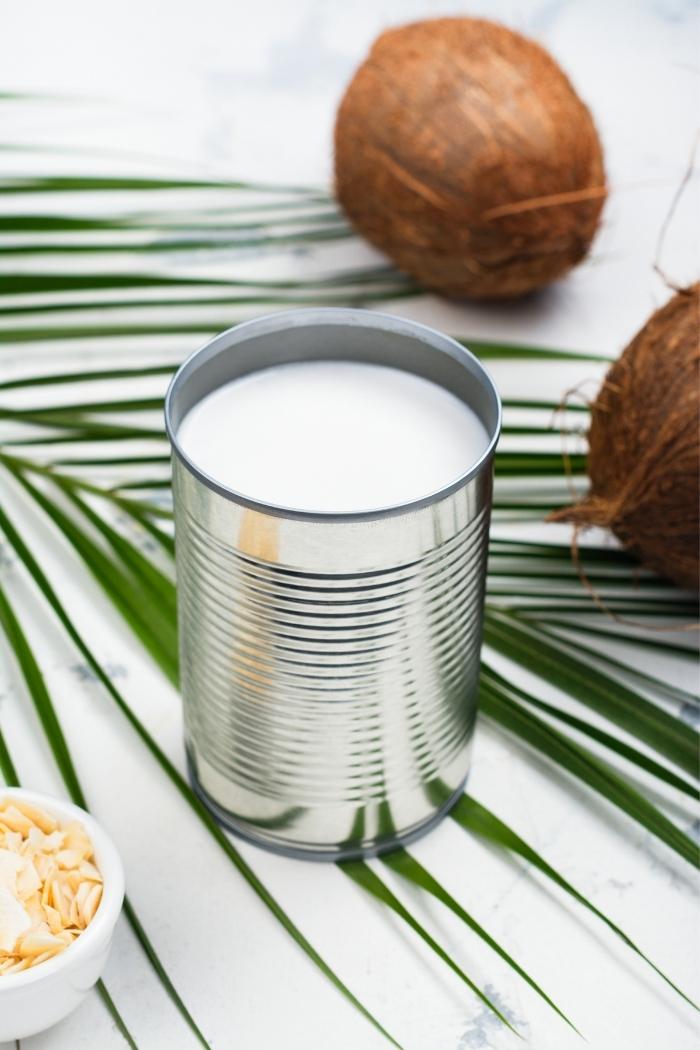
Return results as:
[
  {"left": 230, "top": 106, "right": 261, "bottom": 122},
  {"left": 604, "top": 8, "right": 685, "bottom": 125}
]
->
[
  {"left": 334, "top": 17, "right": 606, "bottom": 299},
  {"left": 551, "top": 284, "right": 700, "bottom": 590}
]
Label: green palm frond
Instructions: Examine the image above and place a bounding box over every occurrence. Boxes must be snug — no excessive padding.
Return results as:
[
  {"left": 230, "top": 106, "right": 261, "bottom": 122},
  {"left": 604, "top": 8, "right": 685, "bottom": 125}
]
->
[
  {"left": 93, "top": 981, "right": 140, "bottom": 1050},
  {"left": 0, "top": 135, "right": 697, "bottom": 1045},
  {"left": 379, "top": 848, "right": 577, "bottom": 1031},
  {"left": 479, "top": 673, "right": 697, "bottom": 867},
  {"left": 483, "top": 612, "right": 698, "bottom": 775},
  {"left": 340, "top": 860, "right": 518, "bottom": 1035},
  {"left": 451, "top": 795, "right": 697, "bottom": 1009}
]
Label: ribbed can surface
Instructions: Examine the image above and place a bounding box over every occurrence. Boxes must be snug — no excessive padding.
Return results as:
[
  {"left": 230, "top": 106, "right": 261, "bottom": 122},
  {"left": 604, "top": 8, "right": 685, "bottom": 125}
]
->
[{"left": 166, "top": 310, "right": 500, "bottom": 858}]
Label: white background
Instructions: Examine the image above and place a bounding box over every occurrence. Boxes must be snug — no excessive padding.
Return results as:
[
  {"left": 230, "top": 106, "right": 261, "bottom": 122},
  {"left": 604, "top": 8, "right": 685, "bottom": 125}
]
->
[{"left": 0, "top": 2, "right": 698, "bottom": 1049}]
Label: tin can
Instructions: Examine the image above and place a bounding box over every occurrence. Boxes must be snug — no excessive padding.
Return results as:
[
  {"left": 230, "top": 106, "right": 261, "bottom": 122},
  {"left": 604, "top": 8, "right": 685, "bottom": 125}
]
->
[{"left": 165, "top": 309, "right": 501, "bottom": 859}]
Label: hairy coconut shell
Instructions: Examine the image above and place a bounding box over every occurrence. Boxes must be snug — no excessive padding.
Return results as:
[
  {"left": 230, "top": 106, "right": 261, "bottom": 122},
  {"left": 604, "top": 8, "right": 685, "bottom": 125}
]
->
[
  {"left": 334, "top": 17, "right": 606, "bottom": 299},
  {"left": 552, "top": 284, "right": 700, "bottom": 590}
]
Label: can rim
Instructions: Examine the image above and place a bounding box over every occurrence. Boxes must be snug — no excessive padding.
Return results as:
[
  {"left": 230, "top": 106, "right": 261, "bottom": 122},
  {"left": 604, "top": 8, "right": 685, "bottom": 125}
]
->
[{"left": 164, "top": 308, "right": 502, "bottom": 523}]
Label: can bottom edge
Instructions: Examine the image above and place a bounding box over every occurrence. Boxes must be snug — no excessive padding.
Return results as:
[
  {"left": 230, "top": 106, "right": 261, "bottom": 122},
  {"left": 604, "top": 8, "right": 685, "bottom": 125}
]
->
[{"left": 186, "top": 754, "right": 468, "bottom": 862}]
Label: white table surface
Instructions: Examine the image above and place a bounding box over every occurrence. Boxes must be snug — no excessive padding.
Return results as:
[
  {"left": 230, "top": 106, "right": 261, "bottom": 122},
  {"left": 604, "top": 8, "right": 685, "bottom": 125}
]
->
[{"left": 0, "top": 1, "right": 698, "bottom": 1048}]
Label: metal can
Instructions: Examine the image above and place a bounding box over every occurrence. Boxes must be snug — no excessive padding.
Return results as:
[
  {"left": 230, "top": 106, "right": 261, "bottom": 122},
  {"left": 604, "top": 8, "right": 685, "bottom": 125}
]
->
[{"left": 165, "top": 309, "right": 501, "bottom": 859}]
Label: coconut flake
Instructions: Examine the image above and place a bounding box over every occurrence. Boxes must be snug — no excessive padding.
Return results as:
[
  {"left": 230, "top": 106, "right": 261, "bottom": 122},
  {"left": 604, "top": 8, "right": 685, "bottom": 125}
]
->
[
  {"left": 0, "top": 849, "right": 24, "bottom": 894},
  {"left": 16, "top": 858, "right": 41, "bottom": 900},
  {"left": 0, "top": 886, "right": 31, "bottom": 953}
]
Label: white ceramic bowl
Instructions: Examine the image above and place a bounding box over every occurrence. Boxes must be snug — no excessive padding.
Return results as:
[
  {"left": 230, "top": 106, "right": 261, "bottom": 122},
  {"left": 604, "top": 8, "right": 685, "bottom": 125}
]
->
[{"left": 0, "top": 788, "right": 125, "bottom": 1041}]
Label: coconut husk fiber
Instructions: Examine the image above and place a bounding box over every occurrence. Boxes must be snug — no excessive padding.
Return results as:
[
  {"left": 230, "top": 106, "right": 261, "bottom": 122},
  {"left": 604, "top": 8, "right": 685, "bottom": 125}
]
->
[
  {"left": 334, "top": 17, "right": 606, "bottom": 299},
  {"left": 551, "top": 284, "right": 700, "bottom": 591}
]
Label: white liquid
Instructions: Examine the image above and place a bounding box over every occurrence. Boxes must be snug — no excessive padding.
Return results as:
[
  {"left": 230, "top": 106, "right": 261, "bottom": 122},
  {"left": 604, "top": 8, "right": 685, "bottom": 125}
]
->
[{"left": 178, "top": 361, "right": 489, "bottom": 513}]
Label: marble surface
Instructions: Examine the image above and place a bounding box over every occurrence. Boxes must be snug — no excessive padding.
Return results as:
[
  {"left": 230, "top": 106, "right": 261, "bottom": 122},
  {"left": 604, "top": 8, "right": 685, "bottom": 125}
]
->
[{"left": 0, "top": 1, "right": 698, "bottom": 1048}]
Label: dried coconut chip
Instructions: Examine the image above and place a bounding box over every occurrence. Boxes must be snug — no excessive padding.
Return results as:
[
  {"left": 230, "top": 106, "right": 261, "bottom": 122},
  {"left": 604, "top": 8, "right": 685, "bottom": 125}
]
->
[
  {"left": 0, "top": 798, "right": 103, "bottom": 974},
  {"left": 0, "top": 886, "right": 31, "bottom": 953},
  {"left": 0, "top": 850, "right": 24, "bottom": 893},
  {"left": 10, "top": 800, "right": 58, "bottom": 835},
  {"left": 0, "top": 806, "right": 34, "bottom": 836}
]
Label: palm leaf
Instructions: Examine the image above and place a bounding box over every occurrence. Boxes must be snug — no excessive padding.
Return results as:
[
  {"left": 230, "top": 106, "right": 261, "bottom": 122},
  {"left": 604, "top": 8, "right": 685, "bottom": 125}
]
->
[
  {"left": 0, "top": 723, "right": 19, "bottom": 784},
  {"left": 340, "top": 860, "right": 517, "bottom": 1035},
  {"left": 380, "top": 848, "right": 577, "bottom": 1031},
  {"left": 534, "top": 617, "right": 698, "bottom": 660},
  {"left": 484, "top": 611, "right": 698, "bottom": 774},
  {"left": 2, "top": 470, "right": 663, "bottom": 1033},
  {"left": 529, "top": 625, "right": 698, "bottom": 707},
  {"left": 0, "top": 174, "right": 324, "bottom": 193},
  {"left": 1, "top": 132, "right": 697, "bottom": 1039},
  {"left": 3, "top": 376, "right": 696, "bottom": 1012},
  {"left": 451, "top": 795, "right": 697, "bottom": 1009},
  {"left": 94, "top": 980, "right": 140, "bottom": 1050},
  {"left": 494, "top": 682, "right": 698, "bottom": 798},
  {"left": 6, "top": 468, "right": 179, "bottom": 683},
  {"left": 2, "top": 367, "right": 696, "bottom": 1016},
  {"left": 479, "top": 672, "right": 698, "bottom": 867}
]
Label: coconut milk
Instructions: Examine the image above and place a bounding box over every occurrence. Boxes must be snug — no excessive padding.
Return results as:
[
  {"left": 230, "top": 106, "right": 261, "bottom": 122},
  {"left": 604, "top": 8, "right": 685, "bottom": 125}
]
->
[{"left": 177, "top": 360, "right": 489, "bottom": 513}]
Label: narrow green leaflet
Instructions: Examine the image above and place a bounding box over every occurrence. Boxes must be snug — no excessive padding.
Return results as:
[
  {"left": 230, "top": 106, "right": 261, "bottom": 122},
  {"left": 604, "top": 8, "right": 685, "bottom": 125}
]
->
[
  {"left": 0, "top": 272, "right": 235, "bottom": 294},
  {"left": 6, "top": 467, "right": 179, "bottom": 684},
  {"left": 55, "top": 455, "right": 170, "bottom": 467},
  {"left": 479, "top": 673, "right": 698, "bottom": 868},
  {"left": 0, "top": 174, "right": 324, "bottom": 193},
  {"left": 381, "top": 848, "right": 577, "bottom": 1031},
  {"left": 0, "top": 582, "right": 80, "bottom": 798},
  {"left": 0, "top": 364, "right": 176, "bottom": 391},
  {"left": 490, "top": 675, "right": 698, "bottom": 799},
  {"left": 0, "top": 724, "right": 19, "bottom": 784},
  {"left": 530, "top": 617, "right": 698, "bottom": 661},
  {"left": 17, "top": 458, "right": 172, "bottom": 520},
  {"left": 494, "top": 598, "right": 696, "bottom": 617},
  {"left": 462, "top": 340, "right": 609, "bottom": 363},
  {"left": 4, "top": 397, "right": 165, "bottom": 416},
  {"left": 0, "top": 415, "right": 166, "bottom": 443},
  {"left": 64, "top": 487, "right": 177, "bottom": 616},
  {"left": 0, "top": 227, "right": 352, "bottom": 255},
  {"left": 484, "top": 610, "right": 699, "bottom": 776},
  {"left": 488, "top": 537, "right": 640, "bottom": 566},
  {"left": 530, "top": 622, "right": 699, "bottom": 707},
  {"left": 451, "top": 795, "right": 697, "bottom": 1009},
  {"left": 94, "top": 981, "right": 140, "bottom": 1050},
  {"left": 0, "top": 281, "right": 414, "bottom": 320},
  {"left": 340, "top": 860, "right": 517, "bottom": 1036},
  {"left": 495, "top": 453, "right": 587, "bottom": 477},
  {"left": 0, "top": 269, "right": 408, "bottom": 299}
]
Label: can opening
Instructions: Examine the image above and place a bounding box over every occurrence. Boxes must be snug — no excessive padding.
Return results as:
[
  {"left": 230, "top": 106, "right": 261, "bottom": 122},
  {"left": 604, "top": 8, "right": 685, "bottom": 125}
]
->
[{"left": 165, "top": 308, "right": 501, "bottom": 522}]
